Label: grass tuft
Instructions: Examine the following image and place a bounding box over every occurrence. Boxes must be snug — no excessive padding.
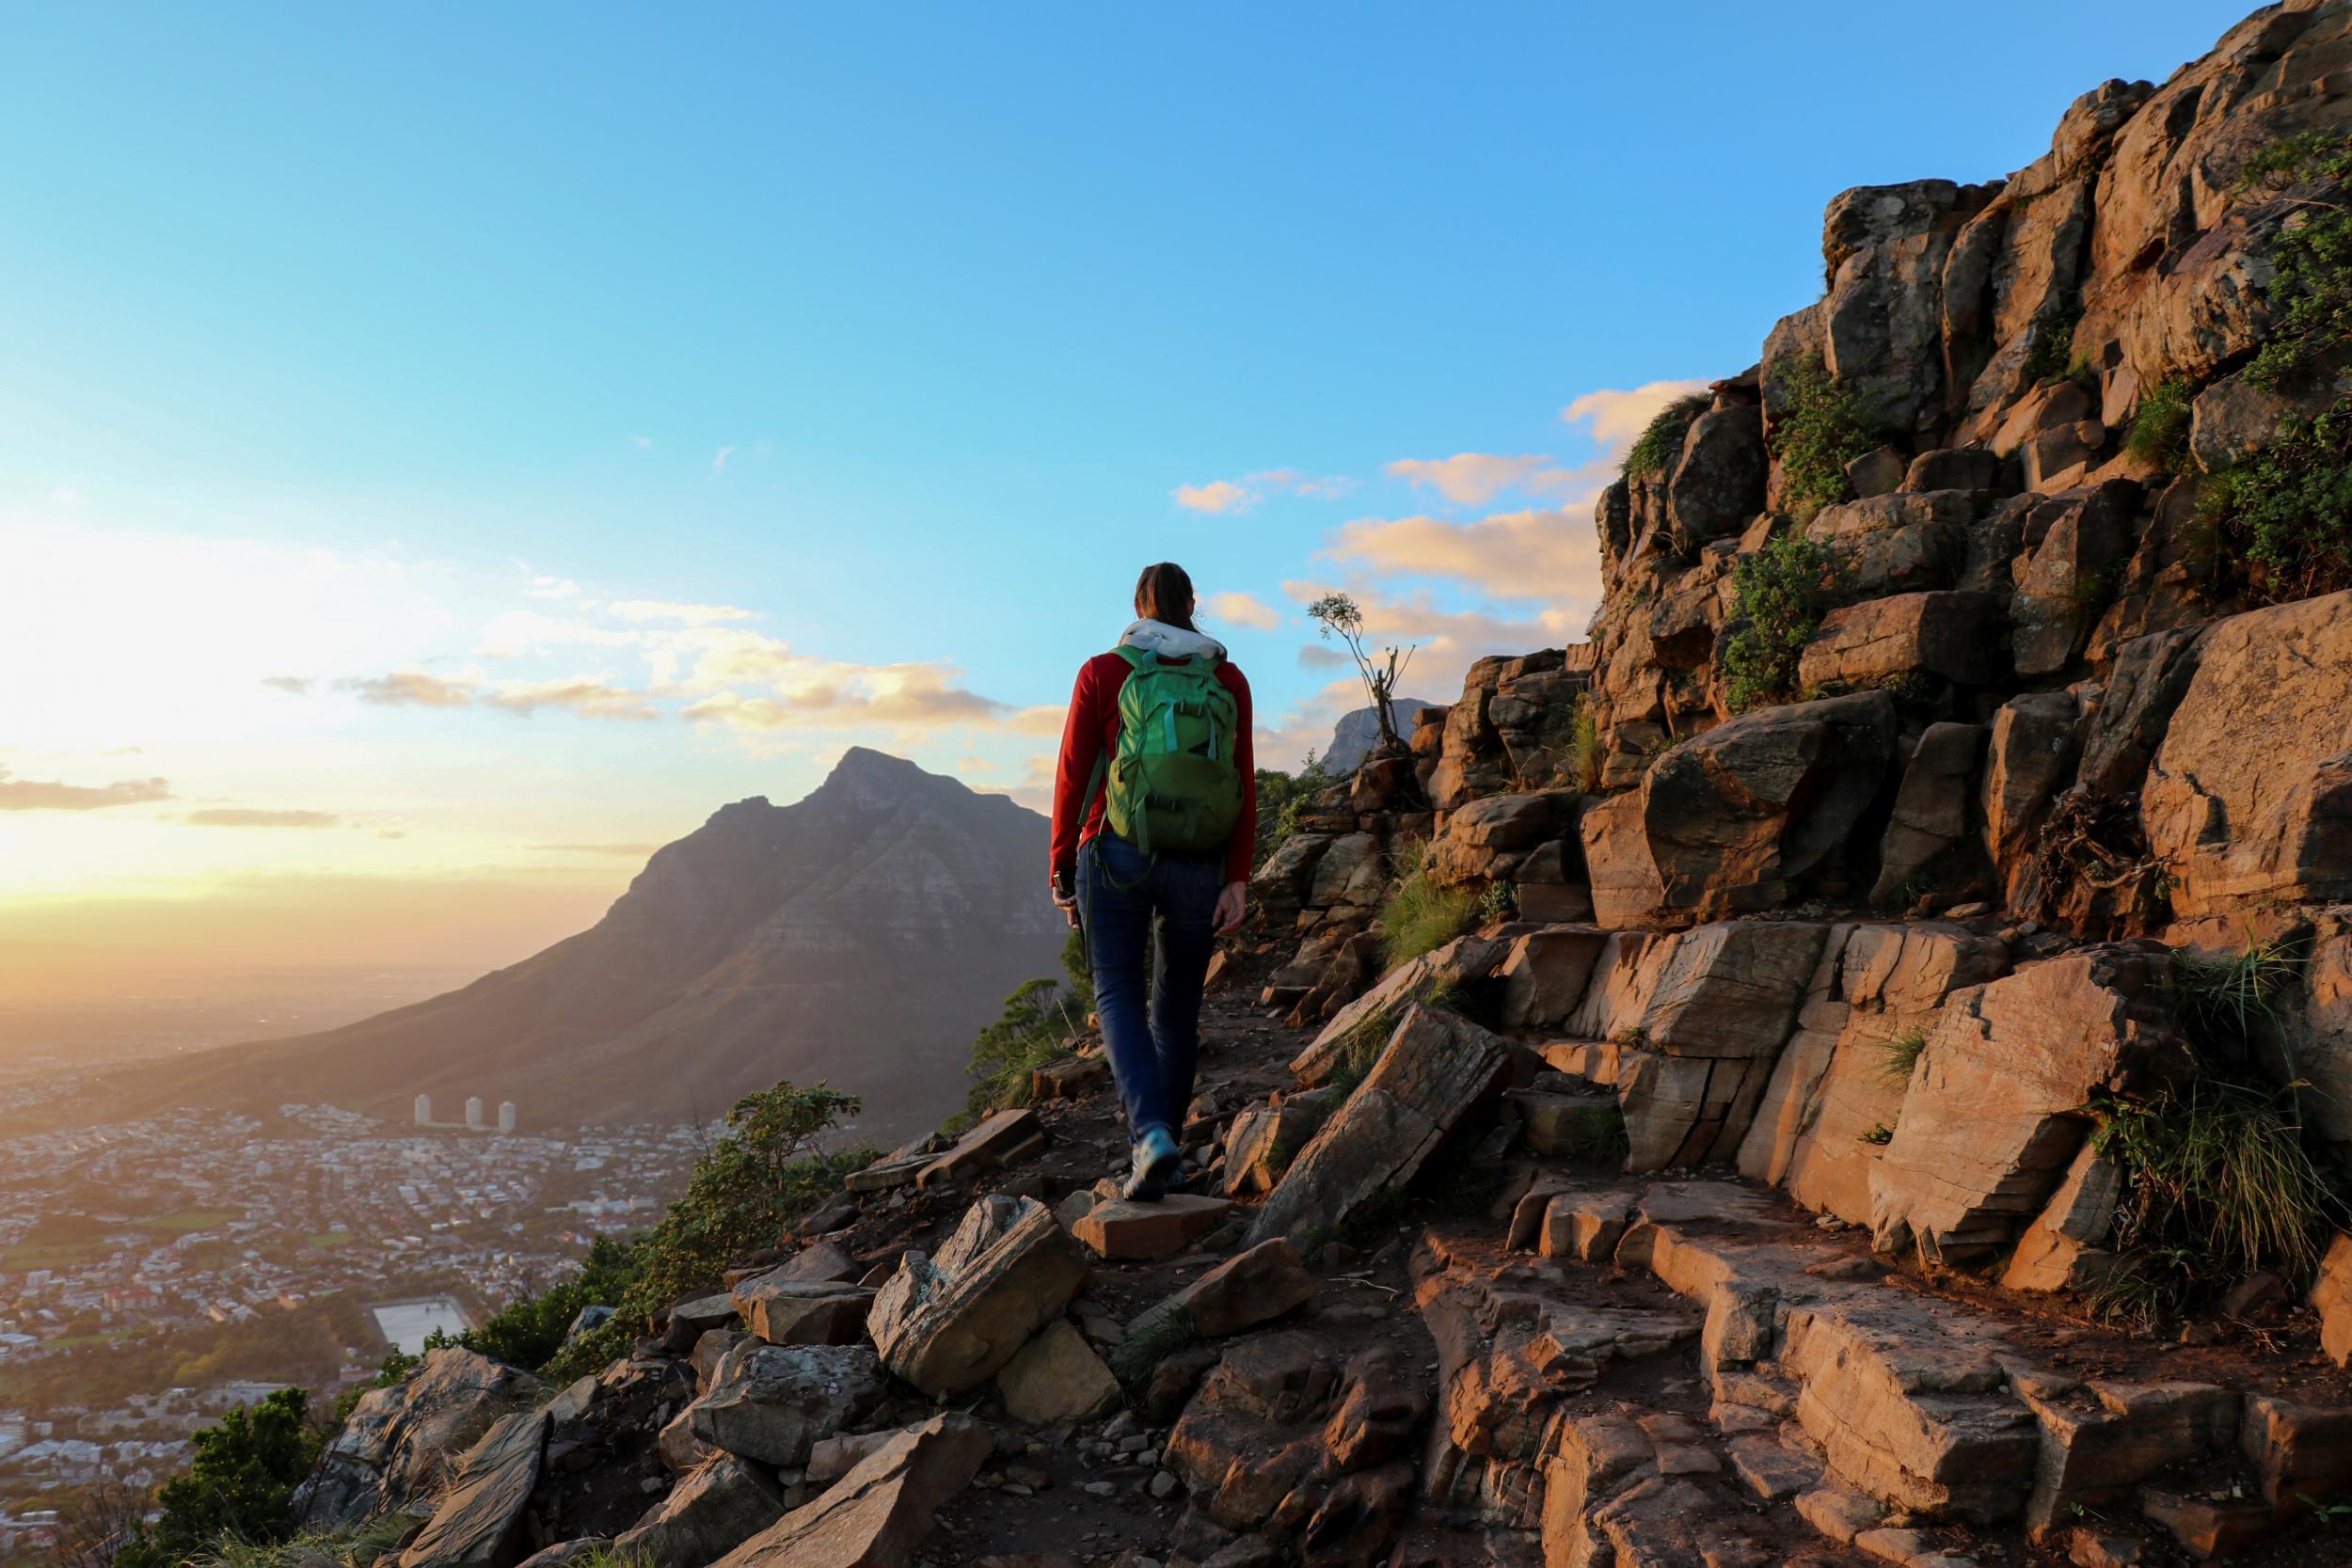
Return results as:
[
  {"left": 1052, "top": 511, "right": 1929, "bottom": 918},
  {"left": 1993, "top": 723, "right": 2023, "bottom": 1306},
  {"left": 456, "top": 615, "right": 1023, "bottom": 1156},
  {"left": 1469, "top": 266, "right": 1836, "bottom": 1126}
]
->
[
  {"left": 2123, "top": 377, "right": 2195, "bottom": 470},
  {"left": 2166, "top": 940, "right": 2301, "bottom": 1051},
  {"left": 1878, "top": 1026, "right": 1929, "bottom": 1089},
  {"left": 1376, "top": 837, "right": 1478, "bottom": 971},
  {"left": 1567, "top": 695, "right": 1605, "bottom": 792}
]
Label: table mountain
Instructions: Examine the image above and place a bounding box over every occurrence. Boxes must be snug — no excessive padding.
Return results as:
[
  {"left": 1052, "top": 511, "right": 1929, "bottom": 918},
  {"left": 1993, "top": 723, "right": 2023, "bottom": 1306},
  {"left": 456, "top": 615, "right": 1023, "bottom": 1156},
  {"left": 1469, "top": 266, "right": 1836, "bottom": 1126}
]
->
[{"left": 125, "top": 748, "right": 1067, "bottom": 1142}]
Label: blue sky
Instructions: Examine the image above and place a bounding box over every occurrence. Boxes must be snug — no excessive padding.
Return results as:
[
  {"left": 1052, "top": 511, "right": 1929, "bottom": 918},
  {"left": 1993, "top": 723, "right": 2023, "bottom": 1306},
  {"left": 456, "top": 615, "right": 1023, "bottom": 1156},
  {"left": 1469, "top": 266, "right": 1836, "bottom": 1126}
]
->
[{"left": 0, "top": 1, "right": 2249, "bottom": 972}]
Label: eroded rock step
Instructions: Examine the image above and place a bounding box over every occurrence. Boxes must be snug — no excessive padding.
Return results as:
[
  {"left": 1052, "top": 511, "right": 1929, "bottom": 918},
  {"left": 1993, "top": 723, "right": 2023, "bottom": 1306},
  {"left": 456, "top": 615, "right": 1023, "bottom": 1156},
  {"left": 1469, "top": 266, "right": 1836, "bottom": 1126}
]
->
[{"left": 1424, "top": 1173, "right": 2352, "bottom": 1567}]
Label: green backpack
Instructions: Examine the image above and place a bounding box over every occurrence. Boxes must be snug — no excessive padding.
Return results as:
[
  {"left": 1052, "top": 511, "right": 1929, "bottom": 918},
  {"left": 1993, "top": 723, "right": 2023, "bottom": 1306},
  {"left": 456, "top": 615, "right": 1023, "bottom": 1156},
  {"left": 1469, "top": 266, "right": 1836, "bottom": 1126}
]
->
[{"left": 1089, "top": 643, "right": 1242, "bottom": 858}]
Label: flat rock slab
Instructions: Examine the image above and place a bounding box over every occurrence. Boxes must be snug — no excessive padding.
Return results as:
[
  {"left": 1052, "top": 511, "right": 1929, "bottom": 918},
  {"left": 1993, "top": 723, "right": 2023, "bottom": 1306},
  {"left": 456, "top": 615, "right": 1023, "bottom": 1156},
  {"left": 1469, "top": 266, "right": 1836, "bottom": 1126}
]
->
[
  {"left": 918, "top": 1108, "right": 1045, "bottom": 1188},
  {"left": 1073, "top": 1195, "right": 1233, "bottom": 1259},
  {"left": 713, "top": 1414, "right": 992, "bottom": 1568},
  {"left": 675, "top": 1342, "right": 885, "bottom": 1469},
  {"left": 731, "top": 1276, "right": 878, "bottom": 1346},
  {"left": 400, "top": 1409, "right": 550, "bottom": 1568},
  {"left": 613, "top": 1452, "right": 786, "bottom": 1567},
  {"left": 995, "top": 1320, "right": 1120, "bottom": 1424}
]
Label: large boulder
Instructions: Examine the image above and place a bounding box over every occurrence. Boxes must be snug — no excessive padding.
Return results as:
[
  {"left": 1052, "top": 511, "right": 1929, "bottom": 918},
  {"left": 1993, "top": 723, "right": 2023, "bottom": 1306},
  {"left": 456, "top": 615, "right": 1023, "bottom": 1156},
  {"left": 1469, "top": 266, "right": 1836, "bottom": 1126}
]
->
[
  {"left": 2142, "top": 592, "right": 2352, "bottom": 916},
  {"left": 2009, "top": 483, "right": 2139, "bottom": 676},
  {"left": 670, "top": 1342, "right": 885, "bottom": 1469},
  {"left": 1582, "top": 692, "right": 1898, "bottom": 928},
  {"left": 1796, "top": 590, "right": 2009, "bottom": 690},
  {"left": 866, "top": 1194, "right": 1089, "bottom": 1397},
  {"left": 711, "top": 1414, "right": 991, "bottom": 1568},
  {"left": 1868, "top": 722, "right": 1988, "bottom": 906},
  {"left": 298, "top": 1348, "right": 544, "bottom": 1528},
  {"left": 1982, "top": 690, "right": 2088, "bottom": 909},
  {"left": 1666, "top": 399, "right": 1768, "bottom": 546},
  {"left": 397, "top": 1410, "right": 550, "bottom": 1568},
  {"left": 1247, "top": 1006, "right": 1508, "bottom": 1246},
  {"left": 612, "top": 1454, "right": 787, "bottom": 1568},
  {"left": 1820, "top": 180, "right": 1994, "bottom": 436},
  {"left": 994, "top": 1321, "right": 1120, "bottom": 1424},
  {"left": 1804, "top": 490, "right": 1978, "bottom": 596},
  {"left": 1869, "top": 947, "right": 2193, "bottom": 1264}
]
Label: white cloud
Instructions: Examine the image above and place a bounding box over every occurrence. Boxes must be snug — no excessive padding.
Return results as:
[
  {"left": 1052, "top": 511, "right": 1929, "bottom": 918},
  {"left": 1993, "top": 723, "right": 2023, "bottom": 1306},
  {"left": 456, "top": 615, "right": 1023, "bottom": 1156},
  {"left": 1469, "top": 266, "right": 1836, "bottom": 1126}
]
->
[
  {"left": 1561, "top": 379, "right": 1712, "bottom": 459},
  {"left": 628, "top": 436, "right": 653, "bottom": 450},
  {"left": 1320, "top": 507, "right": 1601, "bottom": 604},
  {"left": 1385, "top": 453, "right": 1559, "bottom": 507},
  {"left": 1172, "top": 469, "right": 1355, "bottom": 515},
  {"left": 605, "top": 600, "right": 757, "bottom": 626},
  {"left": 522, "top": 576, "right": 581, "bottom": 601},
  {"left": 1202, "top": 591, "right": 1280, "bottom": 630},
  {"left": 1172, "top": 479, "right": 1250, "bottom": 515},
  {"left": 713, "top": 445, "right": 736, "bottom": 470}
]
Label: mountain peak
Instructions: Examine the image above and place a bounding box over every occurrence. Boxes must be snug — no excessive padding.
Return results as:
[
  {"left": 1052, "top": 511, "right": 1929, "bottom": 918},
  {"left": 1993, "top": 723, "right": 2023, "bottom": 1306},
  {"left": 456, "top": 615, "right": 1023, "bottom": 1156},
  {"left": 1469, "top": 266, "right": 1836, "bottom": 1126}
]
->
[{"left": 817, "top": 745, "right": 930, "bottom": 800}]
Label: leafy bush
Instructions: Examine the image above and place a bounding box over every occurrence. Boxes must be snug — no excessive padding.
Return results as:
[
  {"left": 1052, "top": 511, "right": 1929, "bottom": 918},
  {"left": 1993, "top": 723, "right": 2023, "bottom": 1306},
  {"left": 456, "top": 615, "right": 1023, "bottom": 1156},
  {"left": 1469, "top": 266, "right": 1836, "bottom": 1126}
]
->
[
  {"left": 2122, "top": 377, "right": 2194, "bottom": 469},
  {"left": 2233, "top": 129, "right": 2352, "bottom": 193},
  {"left": 1375, "top": 838, "right": 1477, "bottom": 971},
  {"left": 2019, "top": 300, "right": 2085, "bottom": 386},
  {"left": 422, "top": 1236, "right": 639, "bottom": 1372},
  {"left": 1718, "top": 531, "right": 1845, "bottom": 711},
  {"left": 117, "top": 1389, "right": 318, "bottom": 1568},
  {"left": 1255, "top": 757, "right": 1331, "bottom": 864},
  {"left": 2197, "top": 396, "right": 2352, "bottom": 601},
  {"left": 2248, "top": 205, "right": 2352, "bottom": 390},
  {"left": 543, "top": 1081, "right": 869, "bottom": 1382},
  {"left": 1766, "top": 354, "right": 1875, "bottom": 520},
  {"left": 1621, "top": 392, "right": 1712, "bottom": 483}
]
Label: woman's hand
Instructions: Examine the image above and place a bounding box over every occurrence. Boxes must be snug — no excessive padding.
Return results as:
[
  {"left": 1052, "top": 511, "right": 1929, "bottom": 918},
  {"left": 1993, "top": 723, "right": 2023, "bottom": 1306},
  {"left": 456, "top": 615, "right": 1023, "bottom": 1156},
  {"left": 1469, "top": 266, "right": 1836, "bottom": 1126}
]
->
[{"left": 1213, "top": 879, "right": 1248, "bottom": 937}]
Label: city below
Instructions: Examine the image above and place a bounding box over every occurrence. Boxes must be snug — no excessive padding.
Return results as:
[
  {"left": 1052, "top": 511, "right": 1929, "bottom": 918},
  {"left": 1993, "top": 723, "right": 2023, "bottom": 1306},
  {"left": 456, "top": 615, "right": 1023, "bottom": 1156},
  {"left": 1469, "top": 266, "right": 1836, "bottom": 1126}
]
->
[{"left": 0, "top": 1083, "right": 720, "bottom": 1555}]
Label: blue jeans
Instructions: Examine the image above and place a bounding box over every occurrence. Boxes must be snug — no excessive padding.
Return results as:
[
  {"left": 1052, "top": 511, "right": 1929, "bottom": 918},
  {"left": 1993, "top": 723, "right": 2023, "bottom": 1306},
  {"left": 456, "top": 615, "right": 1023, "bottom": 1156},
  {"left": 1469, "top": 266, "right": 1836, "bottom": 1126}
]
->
[{"left": 1078, "top": 832, "right": 1220, "bottom": 1141}]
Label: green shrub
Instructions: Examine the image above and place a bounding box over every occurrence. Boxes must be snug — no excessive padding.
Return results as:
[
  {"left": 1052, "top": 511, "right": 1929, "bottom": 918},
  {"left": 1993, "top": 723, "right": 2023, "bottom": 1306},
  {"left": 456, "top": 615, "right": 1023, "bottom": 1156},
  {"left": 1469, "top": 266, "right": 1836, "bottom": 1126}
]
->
[
  {"left": 2248, "top": 205, "right": 2352, "bottom": 390},
  {"left": 1766, "top": 354, "right": 1875, "bottom": 520},
  {"left": 424, "top": 1236, "right": 639, "bottom": 1373},
  {"left": 1621, "top": 392, "right": 1713, "bottom": 483},
  {"left": 961, "top": 927, "right": 1093, "bottom": 1120},
  {"left": 2196, "top": 397, "right": 2352, "bottom": 601},
  {"left": 116, "top": 1389, "right": 317, "bottom": 1568},
  {"left": 1718, "top": 531, "right": 1845, "bottom": 711},
  {"left": 178, "top": 1515, "right": 419, "bottom": 1568},
  {"left": 542, "top": 1081, "right": 869, "bottom": 1383},
  {"left": 2122, "top": 377, "right": 2194, "bottom": 469},
  {"left": 1255, "top": 756, "right": 1331, "bottom": 865},
  {"left": 2019, "top": 300, "right": 2085, "bottom": 386},
  {"left": 2233, "top": 129, "right": 2352, "bottom": 193},
  {"left": 1376, "top": 838, "right": 1478, "bottom": 970}
]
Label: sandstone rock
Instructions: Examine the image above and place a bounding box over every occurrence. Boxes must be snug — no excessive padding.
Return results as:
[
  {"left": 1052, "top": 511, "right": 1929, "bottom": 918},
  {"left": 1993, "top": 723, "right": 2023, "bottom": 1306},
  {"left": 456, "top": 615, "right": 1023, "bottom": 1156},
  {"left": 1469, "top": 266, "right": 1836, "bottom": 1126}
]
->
[
  {"left": 1582, "top": 693, "right": 1897, "bottom": 928},
  {"left": 1290, "top": 931, "right": 1511, "bottom": 1086},
  {"left": 398, "top": 1410, "right": 549, "bottom": 1568},
  {"left": 1998, "top": 1142, "right": 2122, "bottom": 1295},
  {"left": 2010, "top": 483, "right": 2138, "bottom": 675},
  {"left": 1073, "top": 1195, "right": 1232, "bottom": 1260},
  {"left": 298, "top": 1348, "right": 545, "bottom": 1528},
  {"left": 1797, "top": 590, "right": 2008, "bottom": 689},
  {"left": 1869, "top": 947, "right": 2191, "bottom": 1264},
  {"left": 2315, "top": 1232, "right": 2352, "bottom": 1369},
  {"left": 1428, "top": 793, "right": 1571, "bottom": 887},
  {"left": 1904, "top": 447, "right": 2005, "bottom": 494},
  {"left": 918, "top": 1107, "right": 1045, "bottom": 1187},
  {"left": 1845, "top": 445, "right": 1906, "bottom": 499},
  {"left": 1507, "top": 1088, "right": 1624, "bottom": 1160},
  {"left": 614, "top": 1453, "right": 788, "bottom": 1568},
  {"left": 808, "top": 1429, "right": 898, "bottom": 1484},
  {"left": 2020, "top": 1380, "right": 2238, "bottom": 1537},
  {"left": 1983, "top": 689, "right": 2086, "bottom": 908},
  {"left": 996, "top": 1320, "right": 1120, "bottom": 1424},
  {"left": 1252, "top": 833, "right": 1333, "bottom": 915},
  {"left": 1820, "top": 180, "right": 1992, "bottom": 436},
  {"left": 1307, "top": 833, "right": 1381, "bottom": 909},
  {"left": 2142, "top": 592, "right": 2352, "bottom": 916},
  {"left": 1804, "top": 490, "right": 1978, "bottom": 596},
  {"left": 1248, "top": 1006, "right": 1508, "bottom": 1247},
  {"left": 1667, "top": 403, "right": 1769, "bottom": 546},
  {"left": 1032, "top": 1053, "right": 1109, "bottom": 1101},
  {"left": 731, "top": 1276, "right": 877, "bottom": 1347},
  {"left": 2241, "top": 1391, "right": 2352, "bottom": 1520},
  {"left": 681, "top": 1342, "right": 885, "bottom": 1468},
  {"left": 661, "top": 1291, "right": 742, "bottom": 1354},
  {"left": 1222, "top": 1092, "right": 1333, "bottom": 1196},
  {"left": 1129, "top": 1238, "right": 1316, "bottom": 1349},
  {"left": 867, "top": 1195, "right": 1089, "bottom": 1396},
  {"left": 768, "top": 1242, "right": 862, "bottom": 1284},
  {"left": 1166, "top": 1334, "right": 1342, "bottom": 1529},
  {"left": 711, "top": 1413, "right": 991, "bottom": 1568},
  {"left": 1870, "top": 722, "right": 1988, "bottom": 906},
  {"left": 1499, "top": 925, "right": 1607, "bottom": 1030}
]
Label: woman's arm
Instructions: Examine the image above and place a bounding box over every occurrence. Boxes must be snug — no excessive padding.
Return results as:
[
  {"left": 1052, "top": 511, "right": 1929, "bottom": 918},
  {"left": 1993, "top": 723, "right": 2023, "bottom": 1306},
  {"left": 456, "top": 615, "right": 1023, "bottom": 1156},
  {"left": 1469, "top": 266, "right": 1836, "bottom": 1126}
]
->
[
  {"left": 1049, "top": 658, "right": 1106, "bottom": 889},
  {"left": 1221, "top": 665, "right": 1257, "bottom": 887}
]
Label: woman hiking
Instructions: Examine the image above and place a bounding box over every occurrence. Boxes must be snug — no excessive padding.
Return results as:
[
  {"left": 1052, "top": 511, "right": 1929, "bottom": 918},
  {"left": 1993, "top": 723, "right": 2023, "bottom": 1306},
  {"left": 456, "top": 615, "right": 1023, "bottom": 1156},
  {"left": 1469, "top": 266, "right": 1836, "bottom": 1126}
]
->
[{"left": 1050, "top": 562, "right": 1256, "bottom": 1202}]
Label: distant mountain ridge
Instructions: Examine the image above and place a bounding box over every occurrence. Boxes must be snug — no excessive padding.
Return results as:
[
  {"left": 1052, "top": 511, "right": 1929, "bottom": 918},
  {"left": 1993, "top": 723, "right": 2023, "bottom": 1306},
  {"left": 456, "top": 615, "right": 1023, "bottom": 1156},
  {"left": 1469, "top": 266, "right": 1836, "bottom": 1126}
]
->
[{"left": 118, "top": 748, "right": 1067, "bottom": 1142}]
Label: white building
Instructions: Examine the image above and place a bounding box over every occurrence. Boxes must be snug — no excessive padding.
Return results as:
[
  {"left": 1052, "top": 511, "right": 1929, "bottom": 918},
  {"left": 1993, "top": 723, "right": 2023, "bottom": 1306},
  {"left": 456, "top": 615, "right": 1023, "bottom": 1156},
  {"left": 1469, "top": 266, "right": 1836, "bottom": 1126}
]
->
[
  {"left": 414, "top": 1094, "right": 432, "bottom": 1126},
  {"left": 465, "top": 1097, "right": 485, "bottom": 1131},
  {"left": 497, "top": 1101, "right": 517, "bottom": 1134}
]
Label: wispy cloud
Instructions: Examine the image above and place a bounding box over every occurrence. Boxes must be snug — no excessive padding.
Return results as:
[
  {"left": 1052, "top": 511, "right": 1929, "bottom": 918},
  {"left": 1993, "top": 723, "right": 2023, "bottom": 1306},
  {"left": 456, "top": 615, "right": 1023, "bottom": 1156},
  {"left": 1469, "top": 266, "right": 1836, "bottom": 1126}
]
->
[
  {"left": 712, "top": 445, "right": 737, "bottom": 470},
  {"left": 1172, "top": 468, "right": 1355, "bottom": 514},
  {"left": 338, "top": 669, "right": 660, "bottom": 721},
  {"left": 1321, "top": 507, "right": 1600, "bottom": 603},
  {"left": 628, "top": 436, "right": 653, "bottom": 451},
  {"left": 605, "top": 600, "right": 756, "bottom": 626},
  {"left": 685, "top": 662, "right": 1062, "bottom": 736},
  {"left": 1385, "top": 453, "right": 1570, "bottom": 506},
  {"left": 184, "top": 808, "right": 340, "bottom": 828},
  {"left": 0, "top": 767, "right": 172, "bottom": 812},
  {"left": 261, "top": 674, "right": 314, "bottom": 695},
  {"left": 1561, "top": 379, "right": 1712, "bottom": 457},
  {"left": 1202, "top": 591, "right": 1280, "bottom": 630},
  {"left": 522, "top": 576, "right": 582, "bottom": 601}
]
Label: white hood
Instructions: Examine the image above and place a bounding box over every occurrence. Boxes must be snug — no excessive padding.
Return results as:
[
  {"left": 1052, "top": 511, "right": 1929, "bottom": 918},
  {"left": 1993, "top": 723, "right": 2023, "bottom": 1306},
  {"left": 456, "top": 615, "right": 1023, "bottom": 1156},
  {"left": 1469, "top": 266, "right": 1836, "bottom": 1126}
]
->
[{"left": 1119, "top": 618, "right": 1227, "bottom": 662}]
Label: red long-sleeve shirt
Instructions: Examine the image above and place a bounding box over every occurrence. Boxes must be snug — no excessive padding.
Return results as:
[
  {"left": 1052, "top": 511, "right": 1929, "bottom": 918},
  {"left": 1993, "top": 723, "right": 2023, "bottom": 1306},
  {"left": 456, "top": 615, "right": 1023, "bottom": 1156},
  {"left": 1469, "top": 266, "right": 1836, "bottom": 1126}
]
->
[{"left": 1050, "top": 650, "right": 1256, "bottom": 885}]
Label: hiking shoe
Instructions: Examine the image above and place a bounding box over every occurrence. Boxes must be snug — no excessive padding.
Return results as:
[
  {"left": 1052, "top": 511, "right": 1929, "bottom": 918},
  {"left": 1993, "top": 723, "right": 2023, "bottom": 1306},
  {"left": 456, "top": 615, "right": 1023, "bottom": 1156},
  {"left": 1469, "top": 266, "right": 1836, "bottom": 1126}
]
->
[{"left": 1123, "top": 1126, "right": 1183, "bottom": 1202}]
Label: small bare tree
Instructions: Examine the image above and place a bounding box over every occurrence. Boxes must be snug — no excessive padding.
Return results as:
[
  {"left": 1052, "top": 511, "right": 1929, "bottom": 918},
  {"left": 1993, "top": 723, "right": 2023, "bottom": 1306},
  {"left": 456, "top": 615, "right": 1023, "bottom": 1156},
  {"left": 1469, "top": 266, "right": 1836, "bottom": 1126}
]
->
[
  {"left": 55, "top": 1481, "right": 144, "bottom": 1568},
  {"left": 1305, "top": 592, "right": 1418, "bottom": 755}
]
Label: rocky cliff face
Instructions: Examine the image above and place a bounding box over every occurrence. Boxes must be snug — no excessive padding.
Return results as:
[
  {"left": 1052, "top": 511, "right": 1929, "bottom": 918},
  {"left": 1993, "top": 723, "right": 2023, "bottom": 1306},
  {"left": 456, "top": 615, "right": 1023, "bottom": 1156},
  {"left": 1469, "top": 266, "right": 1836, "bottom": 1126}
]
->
[{"left": 122, "top": 748, "right": 1066, "bottom": 1141}]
